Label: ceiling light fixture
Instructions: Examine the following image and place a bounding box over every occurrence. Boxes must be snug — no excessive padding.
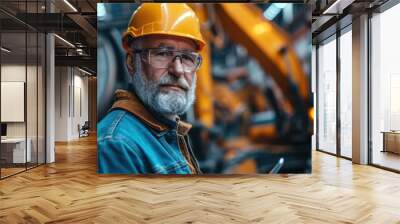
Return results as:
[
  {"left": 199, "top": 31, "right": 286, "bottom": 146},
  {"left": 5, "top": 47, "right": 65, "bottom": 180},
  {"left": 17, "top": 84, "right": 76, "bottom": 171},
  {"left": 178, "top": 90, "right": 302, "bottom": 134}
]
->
[
  {"left": 63, "top": 0, "right": 78, "bottom": 12},
  {"left": 322, "top": 0, "right": 341, "bottom": 14},
  {"left": 1, "top": 47, "right": 11, "bottom": 53},
  {"left": 78, "top": 67, "right": 92, "bottom": 76},
  {"left": 322, "top": 0, "right": 354, "bottom": 15},
  {"left": 54, "top": 34, "right": 75, "bottom": 48}
]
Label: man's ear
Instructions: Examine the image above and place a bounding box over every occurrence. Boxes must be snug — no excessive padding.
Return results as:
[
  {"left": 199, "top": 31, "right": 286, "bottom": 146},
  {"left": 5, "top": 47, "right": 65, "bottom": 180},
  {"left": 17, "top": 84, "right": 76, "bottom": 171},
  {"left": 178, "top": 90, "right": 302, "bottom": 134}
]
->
[{"left": 126, "top": 53, "right": 134, "bottom": 74}]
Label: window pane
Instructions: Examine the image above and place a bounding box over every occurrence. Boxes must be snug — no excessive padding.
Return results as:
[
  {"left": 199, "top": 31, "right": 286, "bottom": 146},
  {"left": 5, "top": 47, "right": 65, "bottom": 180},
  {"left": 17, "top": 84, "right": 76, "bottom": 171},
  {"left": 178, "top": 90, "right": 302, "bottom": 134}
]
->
[
  {"left": 340, "top": 29, "right": 352, "bottom": 158},
  {"left": 317, "top": 36, "right": 337, "bottom": 154},
  {"left": 371, "top": 3, "right": 400, "bottom": 171}
]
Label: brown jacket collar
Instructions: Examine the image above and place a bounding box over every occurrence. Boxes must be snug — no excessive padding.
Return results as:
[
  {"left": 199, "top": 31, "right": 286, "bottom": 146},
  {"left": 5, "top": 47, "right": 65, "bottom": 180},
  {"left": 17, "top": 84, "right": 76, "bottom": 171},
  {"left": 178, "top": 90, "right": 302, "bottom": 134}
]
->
[{"left": 110, "top": 89, "right": 192, "bottom": 135}]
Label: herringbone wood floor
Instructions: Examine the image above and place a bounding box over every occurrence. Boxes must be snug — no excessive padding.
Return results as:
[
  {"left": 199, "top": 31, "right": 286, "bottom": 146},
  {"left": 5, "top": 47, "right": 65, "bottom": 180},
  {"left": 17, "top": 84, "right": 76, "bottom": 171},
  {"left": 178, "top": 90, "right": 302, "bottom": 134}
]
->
[{"left": 1, "top": 135, "right": 400, "bottom": 224}]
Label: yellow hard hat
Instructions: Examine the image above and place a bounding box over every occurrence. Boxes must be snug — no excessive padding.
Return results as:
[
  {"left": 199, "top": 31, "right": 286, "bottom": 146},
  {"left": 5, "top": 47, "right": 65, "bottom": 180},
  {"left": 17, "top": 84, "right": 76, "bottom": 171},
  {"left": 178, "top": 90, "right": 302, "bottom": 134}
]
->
[{"left": 122, "top": 3, "right": 206, "bottom": 51}]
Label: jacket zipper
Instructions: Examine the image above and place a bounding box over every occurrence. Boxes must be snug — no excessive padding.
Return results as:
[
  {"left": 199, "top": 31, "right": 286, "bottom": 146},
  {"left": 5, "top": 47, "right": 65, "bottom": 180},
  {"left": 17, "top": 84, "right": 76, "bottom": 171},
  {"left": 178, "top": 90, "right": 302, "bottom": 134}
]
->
[
  {"left": 184, "top": 134, "right": 202, "bottom": 174},
  {"left": 176, "top": 131, "right": 200, "bottom": 174}
]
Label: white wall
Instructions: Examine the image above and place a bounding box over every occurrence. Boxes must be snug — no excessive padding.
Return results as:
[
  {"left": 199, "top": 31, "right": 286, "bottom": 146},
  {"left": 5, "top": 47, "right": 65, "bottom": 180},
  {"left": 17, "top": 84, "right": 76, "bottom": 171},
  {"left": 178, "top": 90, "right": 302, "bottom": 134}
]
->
[
  {"left": 1, "top": 65, "right": 37, "bottom": 138},
  {"left": 55, "top": 67, "right": 69, "bottom": 141},
  {"left": 1, "top": 63, "right": 46, "bottom": 164},
  {"left": 54, "top": 67, "right": 89, "bottom": 141},
  {"left": 1, "top": 65, "right": 26, "bottom": 136}
]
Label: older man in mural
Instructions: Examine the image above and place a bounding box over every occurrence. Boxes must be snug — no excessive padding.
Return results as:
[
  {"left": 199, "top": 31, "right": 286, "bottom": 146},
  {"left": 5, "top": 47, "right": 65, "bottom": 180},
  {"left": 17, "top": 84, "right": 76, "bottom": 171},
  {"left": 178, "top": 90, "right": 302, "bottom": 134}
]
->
[{"left": 97, "top": 3, "right": 204, "bottom": 174}]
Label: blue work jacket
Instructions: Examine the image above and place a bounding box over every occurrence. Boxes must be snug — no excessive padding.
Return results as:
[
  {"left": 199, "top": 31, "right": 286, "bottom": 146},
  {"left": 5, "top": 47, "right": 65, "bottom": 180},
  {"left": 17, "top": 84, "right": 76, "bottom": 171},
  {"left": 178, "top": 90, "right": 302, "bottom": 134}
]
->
[{"left": 97, "top": 90, "right": 200, "bottom": 174}]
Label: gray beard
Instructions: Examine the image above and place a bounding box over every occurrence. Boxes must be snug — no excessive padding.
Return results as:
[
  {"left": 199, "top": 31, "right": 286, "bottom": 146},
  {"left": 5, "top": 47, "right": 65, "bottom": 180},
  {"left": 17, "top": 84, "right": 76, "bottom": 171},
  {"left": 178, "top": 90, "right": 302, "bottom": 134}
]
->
[{"left": 131, "top": 57, "right": 196, "bottom": 117}]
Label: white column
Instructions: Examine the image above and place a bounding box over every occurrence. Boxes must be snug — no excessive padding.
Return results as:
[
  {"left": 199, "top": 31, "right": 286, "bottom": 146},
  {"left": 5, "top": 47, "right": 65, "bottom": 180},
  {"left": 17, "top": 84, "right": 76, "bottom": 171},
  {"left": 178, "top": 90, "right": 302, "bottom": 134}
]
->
[
  {"left": 352, "top": 14, "right": 369, "bottom": 164},
  {"left": 45, "top": 0, "right": 55, "bottom": 163},
  {"left": 46, "top": 33, "right": 55, "bottom": 163}
]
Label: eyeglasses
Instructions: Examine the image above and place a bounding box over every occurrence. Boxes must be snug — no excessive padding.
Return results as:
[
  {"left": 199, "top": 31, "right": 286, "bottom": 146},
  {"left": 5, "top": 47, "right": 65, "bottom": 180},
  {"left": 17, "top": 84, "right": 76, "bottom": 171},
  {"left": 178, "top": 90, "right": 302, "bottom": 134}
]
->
[{"left": 132, "top": 48, "right": 202, "bottom": 73}]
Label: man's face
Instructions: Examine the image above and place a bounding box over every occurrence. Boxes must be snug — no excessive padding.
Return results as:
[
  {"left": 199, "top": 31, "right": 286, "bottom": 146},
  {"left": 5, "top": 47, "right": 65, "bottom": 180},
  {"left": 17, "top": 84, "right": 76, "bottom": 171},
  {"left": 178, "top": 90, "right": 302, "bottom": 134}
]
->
[{"left": 128, "top": 35, "right": 199, "bottom": 116}]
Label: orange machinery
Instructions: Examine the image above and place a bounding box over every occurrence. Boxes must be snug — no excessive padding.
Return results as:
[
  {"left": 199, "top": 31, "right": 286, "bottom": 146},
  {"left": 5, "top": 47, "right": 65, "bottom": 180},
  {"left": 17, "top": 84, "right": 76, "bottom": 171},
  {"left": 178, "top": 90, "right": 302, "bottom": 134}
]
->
[{"left": 191, "top": 3, "right": 311, "bottom": 139}]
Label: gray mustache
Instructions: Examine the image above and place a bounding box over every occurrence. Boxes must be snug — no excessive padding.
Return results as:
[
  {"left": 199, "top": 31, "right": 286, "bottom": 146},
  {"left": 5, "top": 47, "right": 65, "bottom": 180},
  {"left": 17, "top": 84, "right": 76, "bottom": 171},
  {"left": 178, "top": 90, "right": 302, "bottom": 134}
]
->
[{"left": 158, "top": 74, "right": 190, "bottom": 90}]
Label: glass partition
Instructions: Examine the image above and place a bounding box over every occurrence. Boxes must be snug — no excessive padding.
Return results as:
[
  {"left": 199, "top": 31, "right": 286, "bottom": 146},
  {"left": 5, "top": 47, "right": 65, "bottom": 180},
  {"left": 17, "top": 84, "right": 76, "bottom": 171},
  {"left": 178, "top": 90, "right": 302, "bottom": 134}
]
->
[
  {"left": 371, "top": 3, "right": 400, "bottom": 171},
  {"left": 27, "top": 31, "right": 38, "bottom": 169},
  {"left": 317, "top": 35, "right": 337, "bottom": 154},
  {"left": 1, "top": 30, "right": 28, "bottom": 177},
  {"left": 38, "top": 32, "right": 45, "bottom": 165},
  {"left": 0, "top": 0, "right": 46, "bottom": 179},
  {"left": 339, "top": 27, "right": 352, "bottom": 158}
]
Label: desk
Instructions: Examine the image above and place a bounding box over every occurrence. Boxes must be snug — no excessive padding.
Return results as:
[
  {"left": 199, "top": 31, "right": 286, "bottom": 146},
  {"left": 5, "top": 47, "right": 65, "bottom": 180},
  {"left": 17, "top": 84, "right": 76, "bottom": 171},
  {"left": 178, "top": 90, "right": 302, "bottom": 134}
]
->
[
  {"left": 1, "top": 138, "right": 31, "bottom": 163},
  {"left": 382, "top": 131, "right": 400, "bottom": 154}
]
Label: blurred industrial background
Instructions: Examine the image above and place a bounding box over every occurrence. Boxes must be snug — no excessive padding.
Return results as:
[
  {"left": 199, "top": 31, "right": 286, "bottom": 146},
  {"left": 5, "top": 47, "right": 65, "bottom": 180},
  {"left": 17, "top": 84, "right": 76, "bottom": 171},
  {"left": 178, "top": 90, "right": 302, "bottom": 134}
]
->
[{"left": 97, "top": 3, "right": 312, "bottom": 174}]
